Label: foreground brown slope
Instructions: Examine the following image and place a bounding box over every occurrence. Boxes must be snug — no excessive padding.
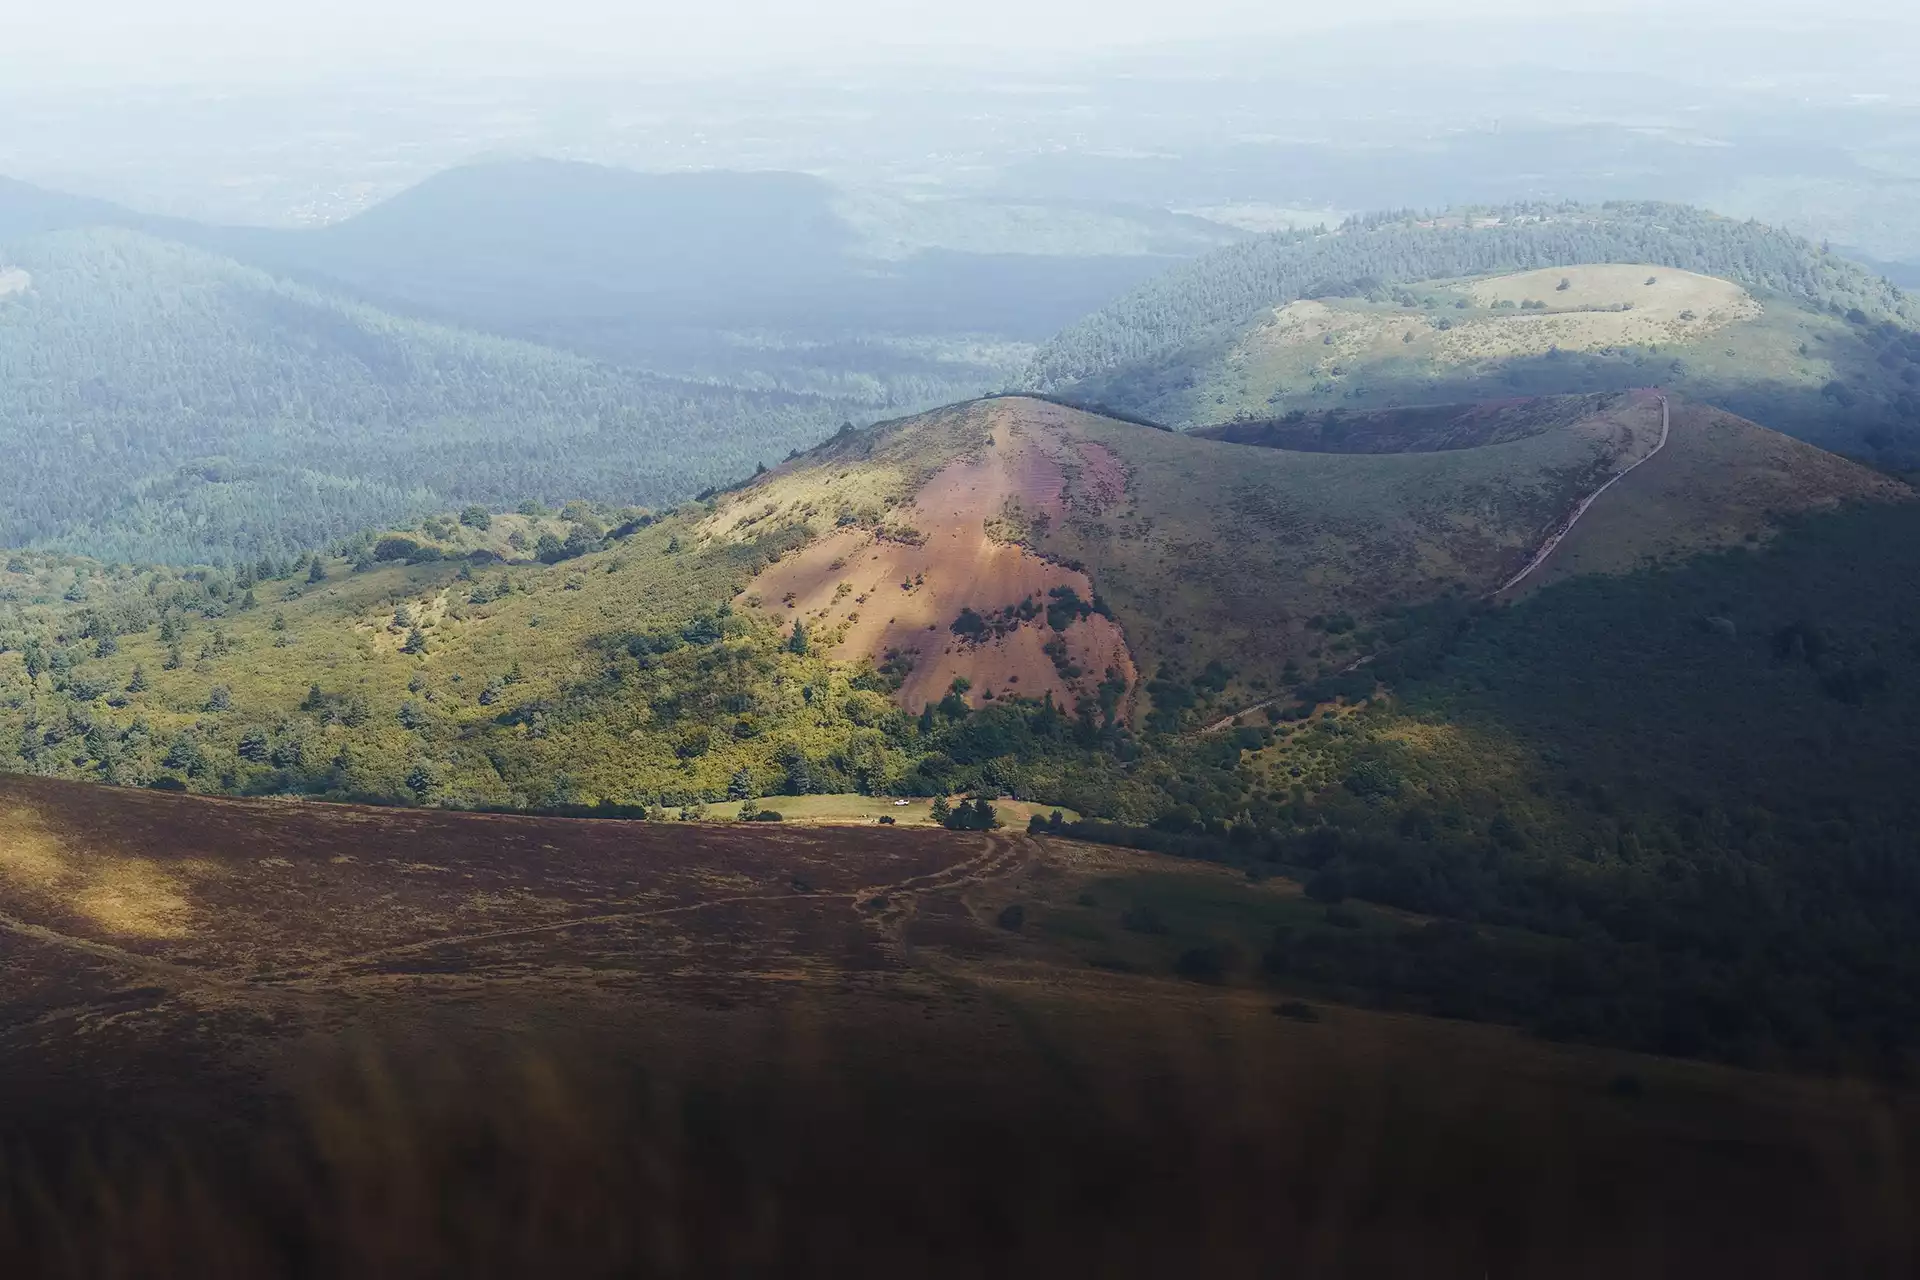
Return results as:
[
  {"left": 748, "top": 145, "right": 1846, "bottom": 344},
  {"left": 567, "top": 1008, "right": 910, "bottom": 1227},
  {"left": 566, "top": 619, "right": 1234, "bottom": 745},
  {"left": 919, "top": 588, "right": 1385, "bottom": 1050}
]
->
[
  {"left": 1, "top": 775, "right": 1916, "bottom": 1276},
  {"left": 708, "top": 394, "right": 1667, "bottom": 715}
]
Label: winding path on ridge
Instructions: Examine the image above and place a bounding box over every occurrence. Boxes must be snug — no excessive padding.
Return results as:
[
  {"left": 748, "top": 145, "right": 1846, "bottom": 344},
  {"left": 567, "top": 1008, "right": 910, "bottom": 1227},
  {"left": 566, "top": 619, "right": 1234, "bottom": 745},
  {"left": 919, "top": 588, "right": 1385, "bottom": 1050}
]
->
[
  {"left": 1200, "top": 392, "right": 1670, "bottom": 734},
  {"left": 1491, "top": 392, "right": 1670, "bottom": 597}
]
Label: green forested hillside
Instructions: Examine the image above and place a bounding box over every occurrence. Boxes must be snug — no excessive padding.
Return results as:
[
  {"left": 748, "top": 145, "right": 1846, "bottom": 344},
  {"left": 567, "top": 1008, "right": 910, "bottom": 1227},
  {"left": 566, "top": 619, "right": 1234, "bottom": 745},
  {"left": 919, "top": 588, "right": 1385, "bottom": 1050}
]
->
[
  {"left": 0, "top": 229, "right": 849, "bottom": 562},
  {"left": 0, "top": 503, "right": 1137, "bottom": 818},
  {"left": 1029, "top": 203, "right": 1914, "bottom": 385},
  {"left": 1027, "top": 203, "right": 1920, "bottom": 463}
]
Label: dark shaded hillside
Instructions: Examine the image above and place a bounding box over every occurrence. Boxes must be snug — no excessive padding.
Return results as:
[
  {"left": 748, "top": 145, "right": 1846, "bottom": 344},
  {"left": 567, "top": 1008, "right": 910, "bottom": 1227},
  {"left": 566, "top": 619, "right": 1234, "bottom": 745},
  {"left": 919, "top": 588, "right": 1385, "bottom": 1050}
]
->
[
  {"left": 1193, "top": 394, "right": 1618, "bottom": 453},
  {"left": 0, "top": 229, "right": 842, "bottom": 561},
  {"left": 1009, "top": 496, "right": 1920, "bottom": 1067},
  {"left": 1285, "top": 499, "right": 1920, "bottom": 1062}
]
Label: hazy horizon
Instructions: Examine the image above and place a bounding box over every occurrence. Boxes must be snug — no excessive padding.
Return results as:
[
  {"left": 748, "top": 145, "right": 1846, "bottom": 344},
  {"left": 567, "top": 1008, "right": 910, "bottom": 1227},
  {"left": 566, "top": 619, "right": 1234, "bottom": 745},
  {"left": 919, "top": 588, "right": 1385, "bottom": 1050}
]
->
[
  {"left": 6, "top": 0, "right": 1919, "bottom": 85},
  {"left": 5, "top": 0, "right": 1920, "bottom": 265}
]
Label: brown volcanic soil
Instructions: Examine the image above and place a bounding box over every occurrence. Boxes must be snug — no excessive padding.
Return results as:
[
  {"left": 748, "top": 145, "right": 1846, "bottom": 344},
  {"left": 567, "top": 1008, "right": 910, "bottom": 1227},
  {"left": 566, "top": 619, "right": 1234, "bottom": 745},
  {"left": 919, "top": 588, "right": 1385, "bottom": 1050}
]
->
[
  {"left": 722, "top": 392, "right": 1694, "bottom": 722},
  {"left": 0, "top": 774, "right": 1023, "bottom": 1118},
  {"left": 741, "top": 400, "right": 1137, "bottom": 714},
  {"left": 2, "top": 777, "right": 1918, "bottom": 1275}
]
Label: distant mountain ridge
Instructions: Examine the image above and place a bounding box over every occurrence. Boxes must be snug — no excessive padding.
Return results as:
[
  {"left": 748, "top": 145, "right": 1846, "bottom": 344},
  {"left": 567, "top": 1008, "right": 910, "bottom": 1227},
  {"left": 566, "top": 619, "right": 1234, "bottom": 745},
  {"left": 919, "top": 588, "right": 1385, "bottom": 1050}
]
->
[
  {"left": 218, "top": 163, "right": 859, "bottom": 326},
  {"left": 0, "top": 160, "right": 1230, "bottom": 559},
  {"left": 1, "top": 161, "right": 1197, "bottom": 398}
]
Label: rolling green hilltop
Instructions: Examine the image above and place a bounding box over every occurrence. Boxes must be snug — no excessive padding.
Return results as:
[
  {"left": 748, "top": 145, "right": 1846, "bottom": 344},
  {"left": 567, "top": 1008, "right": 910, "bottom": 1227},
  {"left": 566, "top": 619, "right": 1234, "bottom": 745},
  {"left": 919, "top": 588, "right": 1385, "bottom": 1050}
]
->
[{"left": 1027, "top": 203, "right": 1920, "bottom": 468}]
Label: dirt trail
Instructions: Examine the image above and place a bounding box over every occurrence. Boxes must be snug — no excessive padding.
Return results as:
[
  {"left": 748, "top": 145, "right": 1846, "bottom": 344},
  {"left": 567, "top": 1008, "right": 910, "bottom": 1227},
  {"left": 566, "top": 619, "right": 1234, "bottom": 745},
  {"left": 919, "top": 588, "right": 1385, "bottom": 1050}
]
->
[
  {"left": 1200, "top": 393, "right": 1669, "bottom": 734},
  {"left": 277, "top": 832, "right": 1025, "bottom": 983},
  {"left": 1198, "top": 652, "right": 1374, "bottom": 735},
  {"left": 0, "top": 908, "right": 241, "bottom": 991},
  {"left": 1, "top": 831, "right": 1023, "bottom": 998},
  {"left": 1492, "top": 393, "right": 1669, "bottom": 596},
  {"left": 855, "top": 832, "right": 1029, "bottom": 954}
]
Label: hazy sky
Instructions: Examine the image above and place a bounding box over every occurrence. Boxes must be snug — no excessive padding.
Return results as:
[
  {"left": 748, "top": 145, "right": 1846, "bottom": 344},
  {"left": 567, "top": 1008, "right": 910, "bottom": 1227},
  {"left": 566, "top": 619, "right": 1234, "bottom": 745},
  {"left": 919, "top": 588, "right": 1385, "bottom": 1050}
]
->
[{"left": 6, "top": 0, "right": 1916, "bottom": 86}]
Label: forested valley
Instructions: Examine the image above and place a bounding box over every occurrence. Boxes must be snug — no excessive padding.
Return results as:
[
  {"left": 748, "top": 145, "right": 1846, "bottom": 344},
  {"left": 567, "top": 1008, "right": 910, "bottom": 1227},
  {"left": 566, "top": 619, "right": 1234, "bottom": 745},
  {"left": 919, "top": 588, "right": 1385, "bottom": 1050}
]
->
[{"left": 0, "top": 230, "right": 854, "bottom": 563}]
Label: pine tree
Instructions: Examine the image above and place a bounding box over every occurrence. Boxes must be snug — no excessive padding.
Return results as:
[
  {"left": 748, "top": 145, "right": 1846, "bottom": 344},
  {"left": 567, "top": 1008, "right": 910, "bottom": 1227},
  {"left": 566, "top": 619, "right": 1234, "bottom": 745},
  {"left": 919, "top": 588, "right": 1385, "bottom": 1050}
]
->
[
  {"left": 126, "top": 666, "right": 148, "bottom": 693},
  {"left": 163, "top": 735, "right": 200, "bottom": 774},
  {"left": 930, "top": 795, "right": 953, "bottom": 825},
  {"left": 402, "top": 627, "right": 428, "bottom": 655}
]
